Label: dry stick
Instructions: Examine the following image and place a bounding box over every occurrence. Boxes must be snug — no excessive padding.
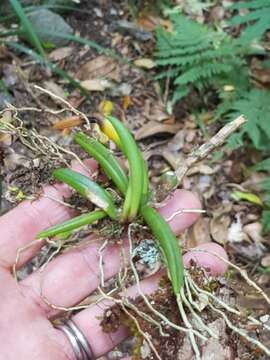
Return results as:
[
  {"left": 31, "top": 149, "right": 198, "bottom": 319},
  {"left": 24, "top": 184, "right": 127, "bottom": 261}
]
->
[
  {"left": 34, "top": 85, "right": 91, "bottom": 128},
  {"left": 175, "top": 115, "right": 246, "bottom": 185}
]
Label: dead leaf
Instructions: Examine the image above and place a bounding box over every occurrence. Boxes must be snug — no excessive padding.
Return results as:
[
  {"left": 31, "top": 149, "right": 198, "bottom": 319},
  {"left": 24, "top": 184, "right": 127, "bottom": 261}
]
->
[
  {"left": 210, "top": 214, "right": 231, "bottom": 245},
  {"left": 243, "top": 222, "right": 264, "bottom": 244},
  {"left": 80, "top": 79, "right": 113, "bottom": 91},
  {"left": 53, "top": 116, "right": 82, "bottom": 130},
  {"left": 137, "top": 14, "right": 172, "bottom": 32},
  {"left": 134, "top": 58, "right": 156, "bottom": 69},
  {"left": 187, "top": 164, "right": 217, "bottom": 176},
  {"left": 0, "top": 44, "right": 9, "bottom": 59},
  {"left": 144, "top": 101, "right": 171, "bottom": 122},
  {"left": 43, "top": 81, "right": 66, "bottom": 102},
  {"left": 261, "top": 254, "right": 270, "bottom": 267},
  {"left": 49, "top": 46, "right": 73, "bottom": 61},
  {"left": 186, "top": 217, "right": 211, "bottom": 249},
  {"left": 76, "top": 55, "right": 121, "bottom": 82},
  {"left": 122, "top": 95, "right": 130, "bottom": 110},
  {"left": 135, "top": 120, "right": 181, "bottom": 140}
]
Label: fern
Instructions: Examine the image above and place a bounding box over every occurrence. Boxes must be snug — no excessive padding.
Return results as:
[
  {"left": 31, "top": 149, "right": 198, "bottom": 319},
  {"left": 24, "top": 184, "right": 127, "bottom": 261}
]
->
[
  {"left": 229, "top": 0, "right": 270, "bottom": 42},
  {"left": 224, "top": 89, "right": 270, "bottom": 151},
  {"left": 155, "top": 13, "right": 248, "bottom": 103}
]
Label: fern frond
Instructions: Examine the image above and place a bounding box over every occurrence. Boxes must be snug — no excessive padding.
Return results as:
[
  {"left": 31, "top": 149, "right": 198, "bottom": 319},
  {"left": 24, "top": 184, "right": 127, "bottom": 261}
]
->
[
  {"left": 175, "top": 63, "right": 233, "bottom": 85},
  {"left": 225, "top": 89, "right": 270, "bottom": 150},
  {"left": 230, "top": 0, "right": 270, "bottom": 11},
  {"left": 229, "top": 0, "right": 270, "bottom": 41},
  {"left": 155, "top": 13, "right": 247, "bottom": 104}
]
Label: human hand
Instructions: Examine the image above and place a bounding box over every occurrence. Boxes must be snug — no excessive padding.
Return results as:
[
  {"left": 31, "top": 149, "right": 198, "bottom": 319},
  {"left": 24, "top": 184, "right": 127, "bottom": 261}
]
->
[{"left": 0, "top": 160, "right": 228, "bottom": 360}]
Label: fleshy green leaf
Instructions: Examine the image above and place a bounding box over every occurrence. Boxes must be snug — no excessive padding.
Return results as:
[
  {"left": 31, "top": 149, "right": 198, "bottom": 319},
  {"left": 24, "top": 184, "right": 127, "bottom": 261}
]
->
[
  {"left": 53, "top": 168, "right": 117, "bottom": 219},
  {"left": 74, "top": 132, "right": 128, "bottom": 195},
  {"left": 37, "top": 210, "right": 106, "bottom": 239}
]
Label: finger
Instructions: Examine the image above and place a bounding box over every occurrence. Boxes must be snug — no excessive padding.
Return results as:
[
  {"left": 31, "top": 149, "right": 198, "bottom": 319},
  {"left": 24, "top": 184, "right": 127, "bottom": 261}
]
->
[
  {"left": 0, "top": 159, "right": 98, "bottom": 269},
  {"left": 183, "top": 242, "right": 229, "bottom": 276},
  {"left": 21, "top": 190, "right": 202, "bottom": 317},
  {"left": 158, "top": 189, "right": 202, "bottom": 236},
  {"left": 56, "top": 272, "right": 162, "bottom": 359}
]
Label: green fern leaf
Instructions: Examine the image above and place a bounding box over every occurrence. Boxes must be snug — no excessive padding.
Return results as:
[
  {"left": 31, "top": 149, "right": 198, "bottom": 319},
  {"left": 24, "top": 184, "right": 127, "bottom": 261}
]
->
[
  {"left": 155, "top": 13, "right": 247, "bottom": 105},
  {"left": 226, "top": 89, "right": 270, "bottom": 150},
  {"left": 229, "top": 0, "right": 270, "bottom": 41}
]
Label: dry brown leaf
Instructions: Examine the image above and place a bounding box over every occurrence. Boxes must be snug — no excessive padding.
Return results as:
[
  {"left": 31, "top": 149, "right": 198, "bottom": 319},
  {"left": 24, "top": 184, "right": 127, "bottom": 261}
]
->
[
  {"left": 76, "top": 55, "right": 121, "bottom": 82},
  {"left": 261, "top": 254, "right": 270, "bottom": 267},
  {"left": 43, "top": 81, "right": 66, "bottom": 102},
  {"left": 53, "top": 115, "right": 82, "bottom": 130},
  {"left": 210, "top": 214, "right": 231, "bottom": 245},
  {"left": 135, "top": 120, "right": 181, "bottom": 140},
  {"left": 0, "top": 44, "right": 9, "bottom": 59},
  {"left": 186, "top": 217, "right": 211, "bottom": 249},
  {"left": 187, "top": 164, "right": 217, "bottom": 176},
  {"left": 161, "top": 149, "right": 184, "bottom": 170},
  {"left": 49, "top": 46, "right": 73, "bottom": 61},
  {"left": 80, "top": 79, "right": 113, "bottom": 91},
  {"left": 137, "top": 14, "right": 172, "bottom": 32},
  {"left": 144, "top": 101, "right": 171, "bottom": 122},
  {"left": 122, "top": 95, "right": 130, "bottom": 110},
  {"left": 243, "top": 222, "right": 264, "bottom": 244},
  {"left": 134, "top": 58, "right": 156, "bottom": 69}
]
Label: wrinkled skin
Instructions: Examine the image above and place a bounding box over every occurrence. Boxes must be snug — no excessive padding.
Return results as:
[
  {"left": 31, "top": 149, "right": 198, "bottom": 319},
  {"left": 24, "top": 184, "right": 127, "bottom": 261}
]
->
[{"left": 0, "top": 160, "right": 228, "bottom": 360}]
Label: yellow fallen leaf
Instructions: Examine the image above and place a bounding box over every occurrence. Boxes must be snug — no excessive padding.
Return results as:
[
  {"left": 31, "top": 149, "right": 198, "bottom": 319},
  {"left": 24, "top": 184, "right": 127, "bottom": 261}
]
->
[
  {"left": 99, "top": 100, "right": 113, "bottom": 116},
  {"left": 134, "top": 58, "right": 156, "bottom": 69},
  {"left": 80, "top": 79, "right": 112, "bottom": 91}
]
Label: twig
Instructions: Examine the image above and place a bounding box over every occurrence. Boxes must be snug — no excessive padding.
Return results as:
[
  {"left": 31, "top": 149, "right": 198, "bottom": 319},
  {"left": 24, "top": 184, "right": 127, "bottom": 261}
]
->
[{"left": 175, "top": 115, "right": 246, "bottom": 185}]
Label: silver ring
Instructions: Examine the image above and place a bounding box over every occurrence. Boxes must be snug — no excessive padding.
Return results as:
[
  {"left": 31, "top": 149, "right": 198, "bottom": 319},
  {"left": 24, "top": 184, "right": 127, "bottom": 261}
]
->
[{"left": 55, "top": 319, "right": 94, "bottom": 360}]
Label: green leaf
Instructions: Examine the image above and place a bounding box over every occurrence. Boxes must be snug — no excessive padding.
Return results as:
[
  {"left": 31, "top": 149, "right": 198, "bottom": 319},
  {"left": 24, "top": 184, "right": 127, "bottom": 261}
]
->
[
  {"left": 53, "top": 168, "right": 117, "bottom": 219},
  {"left": 106, "top": 116, "right": 145, "bottom": 221},
  {"left": 74, "top": 132, "right": 128, "bottom": 195},
  {"left": 261, "top": 210, "right": 270, "bottom": 234},
  {"left": 252, "top": 158, "right": 270, "bottom": 172},
  {"left": 231, "top": 190, "right": 263, "bottom": 206},
  {"left": 225, "top": 90, "right": 270, "bottom": 151},
  {"left": 36, "top": 210, "right": 106, "bottom": 239},
  {"left": 141, "top": 205, "right": 183, "bottom": 295},
  {"left": 8, "top": 0, "right": 45, "bottom": 58}
]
